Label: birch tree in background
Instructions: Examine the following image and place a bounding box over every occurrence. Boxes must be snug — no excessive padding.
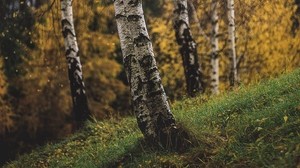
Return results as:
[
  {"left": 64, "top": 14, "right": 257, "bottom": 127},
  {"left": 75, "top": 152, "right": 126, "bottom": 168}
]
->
[
  {"left": 173, "top": 0, "right": 204, "bottom": 97},
  {"left": 227, "top": 0, "right": 238, "bottom": 87},
  {"left": 61, "top": 0, "right": 91, "bottom": 126},
  {"left": 114, "top": 0, "right": 177, "bottom": 144},
  {"left": 187, "top": 1, "right": 210, "bottom": 41},
  {"left": 211, "top": 0, "right": 219, "bottom": 94}
]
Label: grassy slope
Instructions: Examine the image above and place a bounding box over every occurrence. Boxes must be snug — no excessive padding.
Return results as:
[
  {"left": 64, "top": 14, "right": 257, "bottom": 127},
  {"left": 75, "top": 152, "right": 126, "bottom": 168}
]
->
[{"left": 5, "top": 70, "right": 300, "bottom": 168}]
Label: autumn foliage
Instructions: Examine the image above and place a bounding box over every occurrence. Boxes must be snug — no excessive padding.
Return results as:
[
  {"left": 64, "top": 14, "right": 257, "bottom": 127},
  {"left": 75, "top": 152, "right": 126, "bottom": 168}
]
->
[{"left": 0, "top": 0, "right": 299, "bottom": 164}]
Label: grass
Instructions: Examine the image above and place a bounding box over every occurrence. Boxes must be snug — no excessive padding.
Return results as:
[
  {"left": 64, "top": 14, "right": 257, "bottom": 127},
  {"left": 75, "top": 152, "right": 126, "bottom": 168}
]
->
[
  {"left": 5, "top": 70, "right": 300, "bottom": 168},
  {"left": 4, "top": 118, "right": 143, "bottom": 168}
]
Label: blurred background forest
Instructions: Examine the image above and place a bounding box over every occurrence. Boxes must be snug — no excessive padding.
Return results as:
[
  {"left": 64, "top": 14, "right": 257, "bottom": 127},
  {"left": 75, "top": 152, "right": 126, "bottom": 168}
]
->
[{"left": 0, "top": 0, "right": 300, "bottom": 165}]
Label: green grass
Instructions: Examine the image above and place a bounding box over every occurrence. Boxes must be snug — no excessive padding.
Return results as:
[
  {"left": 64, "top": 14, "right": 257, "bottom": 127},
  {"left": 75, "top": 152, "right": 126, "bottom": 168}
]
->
[
  {"left": 5, "top": 70, "right": 300, "bottom": 168},
  {"left": 5, "top": 119, "right": 143, "bottom": 168}
]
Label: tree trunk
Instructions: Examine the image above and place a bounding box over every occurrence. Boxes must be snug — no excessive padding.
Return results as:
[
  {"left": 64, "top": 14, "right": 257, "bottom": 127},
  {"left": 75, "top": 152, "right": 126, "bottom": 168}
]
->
[
  {"left": 187, "top": 1, "right": 210, "bottom": 40},
  {"left": 61, "top": 0, "right": 91, "bottom": 127},
  {"left": 173, "top": 0, "right": 204, "bottom": 97},
  {"left": 227, "top": 0, "right": 238, "bottom": 87},
  {"left": 114, "top": 0, "right": 176, "bottom": 144},
  {"left": 211, "top": 0, "right": 219, "bottom": 95}
]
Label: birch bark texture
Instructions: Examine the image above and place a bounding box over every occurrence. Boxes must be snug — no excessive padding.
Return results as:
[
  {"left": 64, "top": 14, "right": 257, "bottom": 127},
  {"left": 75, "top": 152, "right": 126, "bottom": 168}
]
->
[
  {"left": 114, "top": 0, "right": 176, "bottom": 142},
  {"left": 173, "top": 0, "right": 204, "bottom": 97},
  {"left": 61, "top": 0, "right": 91, "bottom": 125},
  {"left": 211, "top": 0, "right": 219, "bottom": 95},
  {"left": 227, "top": 0, "right": 238, "bottom": 87}
]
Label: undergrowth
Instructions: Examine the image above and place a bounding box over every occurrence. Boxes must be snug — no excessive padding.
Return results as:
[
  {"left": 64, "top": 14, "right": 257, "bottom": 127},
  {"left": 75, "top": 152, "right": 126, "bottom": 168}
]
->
[{"left": 5, "top": 70, "right": 300, "bottom": 167}]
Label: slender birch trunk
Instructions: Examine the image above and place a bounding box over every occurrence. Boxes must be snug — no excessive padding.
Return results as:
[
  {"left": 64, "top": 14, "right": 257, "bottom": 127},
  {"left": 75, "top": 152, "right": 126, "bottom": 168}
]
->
[
  {"left": 173, "top": 0, "right": 204, "bottom": 97},
  {"left": 292, "top": 0, "right": 300, "bottom": 35},
  {"left": 227, "top": 0, "right": 238, "bottom": 87},
  {"left": 61, "top": 0, "right": 90, "bottom": 126},
  {"left": 211, "top": 0, "right": 219, "bottom": 95},
  {"left": 187, "top": 1, "right": 209, "bottom": 40},
  {"left": 114, "top": 0, "right": 176, "bottom": 143}
]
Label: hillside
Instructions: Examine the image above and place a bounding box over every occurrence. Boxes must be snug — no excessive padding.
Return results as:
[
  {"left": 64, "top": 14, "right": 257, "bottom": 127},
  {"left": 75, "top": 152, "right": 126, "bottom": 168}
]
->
[{"left": 5, "top": 70, "right": 300, "bottom": 168}]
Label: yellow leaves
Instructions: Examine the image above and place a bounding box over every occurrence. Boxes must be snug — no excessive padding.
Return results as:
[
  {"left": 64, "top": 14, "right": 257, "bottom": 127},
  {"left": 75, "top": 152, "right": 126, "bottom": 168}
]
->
[
  {"left": 0, "top": 59, "right": 14, "bottom": 134},
  {"left": 151, "top": 19, "right": 168, "bottom": 34},
  {"left": 150, "top": 18, "right": 178, "bottom": 57},
  {"left": 283, "top": 115, "right": 288, "bottom": 123},
  {"left": 0, "top": 58, "right": 7, "bottom": 96},
  {"left": 235, "top": 0, "right": 300, "bottom": 85},
  {"left": 85, "top": 58, "right": 121, "bottom": 78},
  {"left": 0, "top": 100, "right": 15, "bottom": 135},
  {"left": 22, "top": 1, "right": 128, "bottom": 121}
]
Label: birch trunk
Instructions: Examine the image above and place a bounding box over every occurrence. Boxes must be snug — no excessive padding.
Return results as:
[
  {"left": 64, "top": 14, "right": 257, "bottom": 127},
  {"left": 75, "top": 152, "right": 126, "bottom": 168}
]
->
[
  {"left": 114, "top": 0, "right": 176, "bottom": 143},
  {"left": 61, "top": 0, "right": 90, "bottom": 126},
  {"left": 187, "top": 1, "right": 209, "bottom": 40},
  {"left": 173, "top": 0, "right": 204, "bottom": 97},
  {"left": 227, "top": 0, "right": 238, "bottom": 87},
  {"left": 211, "top": 0, "right": 219, "bottom": 95}
]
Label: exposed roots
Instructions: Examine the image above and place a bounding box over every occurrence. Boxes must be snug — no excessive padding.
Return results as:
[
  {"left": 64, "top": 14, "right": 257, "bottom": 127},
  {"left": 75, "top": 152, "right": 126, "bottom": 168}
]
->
[{"left": 146, "top": 123, "right": 199, "bottom": 152}]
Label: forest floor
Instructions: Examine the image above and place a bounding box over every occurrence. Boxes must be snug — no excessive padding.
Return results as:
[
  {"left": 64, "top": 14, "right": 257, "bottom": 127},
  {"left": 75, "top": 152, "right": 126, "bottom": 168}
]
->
[{"left": 4, "top": 70, "right": 300, "bottom": 168}]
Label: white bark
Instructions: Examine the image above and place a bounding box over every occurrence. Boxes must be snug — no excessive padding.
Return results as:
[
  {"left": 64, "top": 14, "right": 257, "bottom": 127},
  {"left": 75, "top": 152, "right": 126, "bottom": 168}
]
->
[
  {"left": 61, "top": 0, "right": 90, "bottom": 125},
  {"left": 211, "top": 0, "right": 219, "bottom": 95},
  {"left": 173, "top": 0, "right": 204, "bottom": 97},
  {"left": 227, "top": 0, "right": 238, "bottom": 87},
  {"left": 114, "top": 0, "right": 176, "bottom": 142}
]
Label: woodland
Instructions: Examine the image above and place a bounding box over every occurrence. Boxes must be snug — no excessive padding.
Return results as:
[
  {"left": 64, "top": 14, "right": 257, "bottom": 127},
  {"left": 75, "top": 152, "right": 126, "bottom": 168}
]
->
[{"left": 0, "top": 0, "right": 300, "bottom": 167}]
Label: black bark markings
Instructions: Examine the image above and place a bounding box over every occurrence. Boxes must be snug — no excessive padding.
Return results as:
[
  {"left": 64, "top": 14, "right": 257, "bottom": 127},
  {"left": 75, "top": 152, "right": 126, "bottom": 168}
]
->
[
  {"left": 127, "top": 14, "right": 142, "bottom": 22},
  {"left": 174, "top": 3, "right": 204, "bottom": 97},
  {"left": 139, "top": 55, "right": 152, "bottom": 68},
  {"left": 134, "top": 33, "right": 150, "bottom": 47},
  {"left": 61, "top": 2, "right": 91, "bottom": 127},
  {"left": 66, "top": 50, "right": 90, "bottom": 125},
  {"left": 65, "top": 47, "right": 77, "bottom": 56},
  {"left": 128, "top": 0, "right": 139, "bottom": 7},
  {"left": 61, "top": 19, "right": 75, "bottom": 38},
  {"left": 114, "top": 0, "right": 179, "bottom": 147}
]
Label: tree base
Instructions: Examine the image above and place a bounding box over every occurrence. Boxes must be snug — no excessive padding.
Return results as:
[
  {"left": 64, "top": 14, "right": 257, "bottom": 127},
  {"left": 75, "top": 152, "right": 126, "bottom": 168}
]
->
[{"left": 146, "top": 124, "right": 197, "bottom": 152}]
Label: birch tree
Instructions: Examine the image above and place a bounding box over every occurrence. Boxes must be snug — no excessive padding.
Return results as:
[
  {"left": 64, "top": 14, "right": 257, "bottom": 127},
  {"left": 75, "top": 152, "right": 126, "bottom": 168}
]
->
[
  {"left": 211, "top": 0, "right": 219, "bottom": 94},
  {"left": 61, "top": 0, "right": 91, "bottom": 126},
  {"left": 227, "top": 0, "right": 238, "bottom": 87},
  {"left": 114, "top": 0, "right": 177, "bottom": 144},
  {"left": 173, "top": 0, "right": 204, "bottom": 97},
  {"left": 187, "top": 1, "right": 209, "bottom": 40}
]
